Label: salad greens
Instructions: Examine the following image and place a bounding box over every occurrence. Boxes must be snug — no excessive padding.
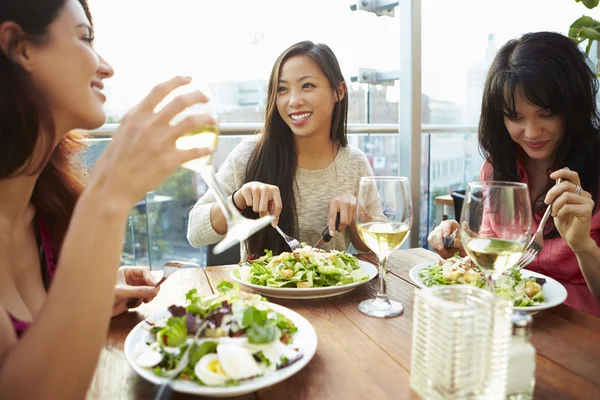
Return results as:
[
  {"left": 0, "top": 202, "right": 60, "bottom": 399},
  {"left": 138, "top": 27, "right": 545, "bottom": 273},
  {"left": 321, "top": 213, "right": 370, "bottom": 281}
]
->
[
  {"left": 139, "top": 283, "right": 302, "bottom": 386},
  {"left": 419, "top": 255, "right": 545, "bottom": 307},
  {"left": 235, "top": 245, "right": 369, "bottom": 288}
]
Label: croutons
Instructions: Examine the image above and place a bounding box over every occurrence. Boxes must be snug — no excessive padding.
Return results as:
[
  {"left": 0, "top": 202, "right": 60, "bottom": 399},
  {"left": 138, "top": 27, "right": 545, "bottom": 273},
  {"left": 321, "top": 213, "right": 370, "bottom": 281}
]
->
[
  {"left": 296, "top": 281, "right": 310, "bottom": 288},
  {"left": 525, "top": 281, "right": 541, "bottom": 298},
  {"left": 280, "top": 269, "right": 294, "bottom": 278}
]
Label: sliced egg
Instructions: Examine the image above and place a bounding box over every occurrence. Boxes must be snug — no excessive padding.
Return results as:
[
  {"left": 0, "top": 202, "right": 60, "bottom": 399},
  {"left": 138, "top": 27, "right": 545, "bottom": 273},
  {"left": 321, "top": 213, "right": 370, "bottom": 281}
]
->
[
  {"left": 217, "top": 344, "right": 262, "bottom": 380},
  {"left": 194, "top": 353, "right": 229, "bottom": 386},
  {"left": 245, "top": 341, "right": 298, "bottom": 367},
  {"left": 136, "top": 349, "right": 163, "bottom": 368}
]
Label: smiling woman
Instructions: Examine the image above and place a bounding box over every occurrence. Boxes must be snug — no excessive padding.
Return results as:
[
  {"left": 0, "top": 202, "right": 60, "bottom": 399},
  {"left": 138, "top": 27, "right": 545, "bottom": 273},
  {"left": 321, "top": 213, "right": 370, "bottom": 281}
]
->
[
  {"left": 0, "top": 0, "right": 214, "bottom": 398},
  {"left": 187, "top": 41, "right": 375, "bottom": 260},
  {"left": 427, "top": 31, "right": 600, "bottom": 317}
]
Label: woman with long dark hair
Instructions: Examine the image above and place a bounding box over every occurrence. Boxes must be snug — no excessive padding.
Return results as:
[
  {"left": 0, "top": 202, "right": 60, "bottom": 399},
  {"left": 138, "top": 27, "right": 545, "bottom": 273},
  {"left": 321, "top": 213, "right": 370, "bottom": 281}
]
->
[
  {"left": 188, "top": 41, "right": 373, "bottom": 258},
  {"left": 0, "top": 0, "right": 213, "bottom": 396},
  {"left": 428, "top": 32, "right": 600, "bottom": 316}
]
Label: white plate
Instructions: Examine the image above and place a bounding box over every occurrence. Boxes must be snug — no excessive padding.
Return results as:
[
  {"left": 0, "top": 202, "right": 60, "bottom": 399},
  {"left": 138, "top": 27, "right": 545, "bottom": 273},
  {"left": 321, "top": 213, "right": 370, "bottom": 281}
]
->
[
  {"left": 124, "top": 302, "right": 318, "bottom": 397},
  {"left": 409, "top": 262, "right": 568, "bottom": 312},
  {"left": 230, "top": 260, "right": 378, "bottom": 299}
]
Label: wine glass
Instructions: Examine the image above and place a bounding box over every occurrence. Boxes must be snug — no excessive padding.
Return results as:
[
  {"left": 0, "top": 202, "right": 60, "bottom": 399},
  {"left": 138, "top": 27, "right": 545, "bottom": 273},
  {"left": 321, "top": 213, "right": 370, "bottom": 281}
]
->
[
  {"left": 166, "top": 80, "right": 274, "bottom": 254},
  {"left": 459, "top": 181, "right": 532, "bottom": 289},
  {"left": 355, "top": 176, "right": 412, "bottom": 318}
]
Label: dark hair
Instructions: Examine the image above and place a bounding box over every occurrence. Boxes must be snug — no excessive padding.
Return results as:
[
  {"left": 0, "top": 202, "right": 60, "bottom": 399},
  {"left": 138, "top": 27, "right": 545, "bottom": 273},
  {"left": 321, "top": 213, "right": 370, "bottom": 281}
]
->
[
  {"left": 243, "top": 40, "right": 348, "bottom": 256},
  {"left": 0, "top": 0, "right": 91, "bottom": 254},
  {"left": 479, "top": 31, "right": 600, "bottom": 238}
]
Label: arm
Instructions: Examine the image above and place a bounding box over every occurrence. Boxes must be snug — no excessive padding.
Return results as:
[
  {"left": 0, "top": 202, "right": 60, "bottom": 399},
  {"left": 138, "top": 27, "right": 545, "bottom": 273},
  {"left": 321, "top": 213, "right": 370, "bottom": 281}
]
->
[
  {"left": 187, "top": 140, "right": 251, "bottom": 247},
  {"left": 0, "top": 191, "right": 128, "bottom": 399},
  {"left": 0, "top": 76, "right": 214, "bottom": 399},
  {"left": 546, "top": 168, "right": 600, "bottom": 300},
  {"left": 573, "top": 238, "right": 600, "bottom": 301},
  {"left": 349, "top": 149, "right": 375, "bottom": 253}
]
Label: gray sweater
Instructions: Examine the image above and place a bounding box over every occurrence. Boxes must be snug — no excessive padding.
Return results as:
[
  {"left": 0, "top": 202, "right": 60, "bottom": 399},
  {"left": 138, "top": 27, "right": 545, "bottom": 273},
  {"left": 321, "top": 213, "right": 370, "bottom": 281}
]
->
[{"left": 187, "top": 136, "right": 374, "bottom": 255}]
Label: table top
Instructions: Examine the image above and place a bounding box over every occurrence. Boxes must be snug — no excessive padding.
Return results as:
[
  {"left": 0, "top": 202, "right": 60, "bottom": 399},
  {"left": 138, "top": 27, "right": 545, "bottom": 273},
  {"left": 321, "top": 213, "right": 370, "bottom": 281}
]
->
[
  {"left": 433, "top": 194, "right": 454, "bottom": 206},
  {"left": 88, "top": 248, "right": 600, "bottom": 400}
]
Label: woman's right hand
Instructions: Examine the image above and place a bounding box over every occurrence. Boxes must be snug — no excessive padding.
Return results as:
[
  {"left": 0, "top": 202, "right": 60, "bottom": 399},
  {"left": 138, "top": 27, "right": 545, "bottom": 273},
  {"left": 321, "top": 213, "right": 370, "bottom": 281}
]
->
[
  {"left": 88, "top": 76, "right": 214, "bottom": 210},
  {"left": 233, "top": 181, "right": 283, "bottom": 225},
  {"left": 427, "top": 220, "right": 466, "bottom": 259}
]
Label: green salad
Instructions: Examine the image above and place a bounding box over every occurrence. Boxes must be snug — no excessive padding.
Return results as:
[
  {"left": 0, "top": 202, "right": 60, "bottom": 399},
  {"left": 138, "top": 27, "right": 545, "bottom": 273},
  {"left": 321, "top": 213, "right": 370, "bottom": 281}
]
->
[
  {"left": 419, "top": 255, "right": 546, "bottom": 307},
  {"left": 234, "top": 245, "right": 369, "bottom": 288},
  {"left": 135, "top": 282, "right": 302, "bottom": 387}
]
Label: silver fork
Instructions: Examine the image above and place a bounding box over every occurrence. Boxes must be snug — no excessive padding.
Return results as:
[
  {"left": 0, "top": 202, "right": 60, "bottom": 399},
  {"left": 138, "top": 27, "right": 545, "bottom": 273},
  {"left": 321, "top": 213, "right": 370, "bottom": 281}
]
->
[
  {"left": 513, "top": 179, "right": 561, "bottom": 270},
  {"left": 154, "top": 320, "right": 208, "bottom": 400},
  {"left": 274, "top": 225, "right": 302, "bottom": 251}
]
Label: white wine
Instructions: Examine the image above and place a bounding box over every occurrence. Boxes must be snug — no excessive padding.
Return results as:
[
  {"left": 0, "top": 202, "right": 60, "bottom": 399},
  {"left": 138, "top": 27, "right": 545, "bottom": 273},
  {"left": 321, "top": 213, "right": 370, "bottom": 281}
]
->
[
  {"left": 176, "top": 125, "right": 219, "bottom": 171},
  {"left": 464, "top": 237, "right": 525, "bottom": 273},
  {"left": 357, "top": 222, "right": 410, "bottom": 256}
]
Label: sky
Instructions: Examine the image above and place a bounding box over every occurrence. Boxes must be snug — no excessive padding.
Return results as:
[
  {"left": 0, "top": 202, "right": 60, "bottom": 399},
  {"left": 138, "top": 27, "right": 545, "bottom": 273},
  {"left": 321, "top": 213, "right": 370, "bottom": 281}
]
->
[{"left": 88, "top": 0, "right": 598, "bottom": 116}]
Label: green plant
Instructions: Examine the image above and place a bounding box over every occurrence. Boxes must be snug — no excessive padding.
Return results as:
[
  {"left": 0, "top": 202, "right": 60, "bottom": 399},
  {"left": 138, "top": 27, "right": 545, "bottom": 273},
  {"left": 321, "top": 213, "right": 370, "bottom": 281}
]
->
[{"left": 568, "top": 0, "right": 600, "bottom": 75}]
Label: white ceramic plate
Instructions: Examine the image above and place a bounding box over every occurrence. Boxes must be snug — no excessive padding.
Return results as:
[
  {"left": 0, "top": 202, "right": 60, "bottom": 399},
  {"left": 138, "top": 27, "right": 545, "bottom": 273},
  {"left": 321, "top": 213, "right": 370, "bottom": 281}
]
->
[
  {"left": 409, "top": 262, "right": 568, "bottom": 312},
  {"left": 230, "top": 260, "right": 378, "bottom": 299},
  {"left": 124, "top": 302, "right": 318, "bottom": 397}
]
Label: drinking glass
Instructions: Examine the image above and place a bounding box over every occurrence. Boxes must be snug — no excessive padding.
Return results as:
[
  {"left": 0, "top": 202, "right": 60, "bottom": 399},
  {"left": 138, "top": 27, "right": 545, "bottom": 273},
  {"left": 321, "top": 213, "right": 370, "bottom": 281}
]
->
[
  {"left": 167, "top": 81, "right": 274, "bottom": 254},
  {"left": 355, "top": 176, "right": 412, "bottom": 318},
  {"left": 459, "top": 181, "right": 532, "bottom": 289}
]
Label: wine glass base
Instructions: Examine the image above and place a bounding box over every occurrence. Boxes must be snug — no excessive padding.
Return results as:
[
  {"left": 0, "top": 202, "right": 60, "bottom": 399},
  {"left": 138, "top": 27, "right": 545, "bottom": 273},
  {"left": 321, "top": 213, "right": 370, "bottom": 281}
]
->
[
  {"left": 213, "top": 215, "right": 275, "bottom": 254},
  {"left": 358, "top": 298, "right": 404, "bottom": 318}
]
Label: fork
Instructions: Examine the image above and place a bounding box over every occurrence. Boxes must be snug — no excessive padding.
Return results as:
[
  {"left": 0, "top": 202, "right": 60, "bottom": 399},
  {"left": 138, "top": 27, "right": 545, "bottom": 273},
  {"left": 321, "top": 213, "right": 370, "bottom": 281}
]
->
[
  {"left": 274, "top": 225, "right": 302, "bottom": 251},
  {"left": 513, "top": 178, "right": 562, "bottom": 270},
  {"left": 154, "top": 320, "right": 208, "bottom": 400}
]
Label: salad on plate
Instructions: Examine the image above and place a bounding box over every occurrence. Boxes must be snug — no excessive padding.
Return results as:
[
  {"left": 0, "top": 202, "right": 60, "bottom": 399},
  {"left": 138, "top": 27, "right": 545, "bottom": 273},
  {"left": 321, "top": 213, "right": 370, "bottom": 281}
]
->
[
  {"left": 134, "top": 282, "right": 302, "bottom": 387},
  {"left": 235, "top": 245, "right": 369, "bottom": 289},
  {"left": 419, "top": 255, "right": 546, "bottom": 307}
]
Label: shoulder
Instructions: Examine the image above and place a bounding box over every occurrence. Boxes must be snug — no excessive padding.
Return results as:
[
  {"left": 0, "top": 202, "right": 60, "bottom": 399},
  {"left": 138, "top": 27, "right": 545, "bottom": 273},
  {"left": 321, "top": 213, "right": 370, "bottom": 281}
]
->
[
  {"left": 228, "top": 135, "right": 260, "bottom": 163},
  {"left": 480, "top": 160, "right": 493, "bottom": 180},
  {"left": 339, "top": 144, "right": 370, "bottom": 167}
]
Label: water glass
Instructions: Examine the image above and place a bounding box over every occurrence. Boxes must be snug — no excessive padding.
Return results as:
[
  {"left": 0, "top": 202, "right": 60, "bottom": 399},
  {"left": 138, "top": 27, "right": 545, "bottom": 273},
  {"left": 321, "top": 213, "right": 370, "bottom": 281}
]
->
[{"left": 411, "top": 285, "right": 512, "bottom": 400}]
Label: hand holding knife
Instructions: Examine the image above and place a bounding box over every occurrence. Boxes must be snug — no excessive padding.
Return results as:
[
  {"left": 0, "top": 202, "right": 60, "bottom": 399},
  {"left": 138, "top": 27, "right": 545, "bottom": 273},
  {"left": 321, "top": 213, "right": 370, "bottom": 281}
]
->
[{"left": 314, "top": 212, "right": 341, "bottom": 249}]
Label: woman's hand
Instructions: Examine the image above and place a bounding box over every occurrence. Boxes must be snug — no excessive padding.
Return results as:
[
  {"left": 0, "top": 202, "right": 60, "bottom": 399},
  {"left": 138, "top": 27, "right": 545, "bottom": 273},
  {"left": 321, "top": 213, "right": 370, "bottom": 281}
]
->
[
  {"left": 233, "top": 182, "right": 283, "bottom": 225},
  {"left": 112, "top": 266, "right": 160, "bottom": 316},
  {"left": 88, "top": 76, "right": 215, "bottom": 211},
  {"left": 546, "top": 168, "right": 595, "bottom": 252},
  {"left": 427, "top": 220, "right": 466, "bottom": 259},
  {"left": 328, "top": 194, "right": 357, "bottom": 235}
]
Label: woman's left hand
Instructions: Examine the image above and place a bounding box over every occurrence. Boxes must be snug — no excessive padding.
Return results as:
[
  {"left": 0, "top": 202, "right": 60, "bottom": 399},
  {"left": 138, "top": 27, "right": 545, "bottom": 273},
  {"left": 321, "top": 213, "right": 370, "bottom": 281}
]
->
[
  {"left": 546, "top": 168, "right": 595, "bottom": 252},
  {"left": 328, "top": 194, "right": 357, "bottom": 236},
  {"left": 112, "top": 266, "right": 160, "bottom": 316}
]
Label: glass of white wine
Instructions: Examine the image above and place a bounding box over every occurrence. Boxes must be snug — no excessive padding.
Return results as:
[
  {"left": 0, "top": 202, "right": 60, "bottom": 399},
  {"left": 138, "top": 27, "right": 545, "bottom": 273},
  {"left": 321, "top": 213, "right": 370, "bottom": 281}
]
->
[
  {"left": 355, "top": 176, "right": 412, "bottom": 318},
  {"left": 460, "top": 181, "right": 532, "bottom": 290},
  {"left": 167, "top": 81, "right": 274, "bottom": 254}
]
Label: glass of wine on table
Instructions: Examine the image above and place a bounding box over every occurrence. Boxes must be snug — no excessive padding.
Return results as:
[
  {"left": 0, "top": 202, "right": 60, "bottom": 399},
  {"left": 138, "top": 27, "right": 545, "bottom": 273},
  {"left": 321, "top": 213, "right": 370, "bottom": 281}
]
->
[
  {"left": 355, "top": 176, "right": 412, "bottom": 318},
  {"left": 166, "top": 80, "right": 274, "bottom": 254},
  {"left": 459, "top": 181, "right": 532, "bottom": 291}
]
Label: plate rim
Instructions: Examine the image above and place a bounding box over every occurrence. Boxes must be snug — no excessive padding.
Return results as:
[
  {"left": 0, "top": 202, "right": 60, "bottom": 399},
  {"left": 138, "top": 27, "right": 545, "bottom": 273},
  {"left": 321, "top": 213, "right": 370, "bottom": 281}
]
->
[
  {"left": 230, "top": 260, "right": 378, "bottom": 299},
  {"left": 124, "top": 302, "right": 318, "bottom": 396},
  {"left": 408, "top": 261, "right": 568, "bottom": 312}
]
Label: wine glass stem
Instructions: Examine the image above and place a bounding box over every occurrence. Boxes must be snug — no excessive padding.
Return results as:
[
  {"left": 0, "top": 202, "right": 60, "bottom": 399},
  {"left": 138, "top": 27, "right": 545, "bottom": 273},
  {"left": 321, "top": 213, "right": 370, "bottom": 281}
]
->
[
  {"left": 486, "top": 272, "right": 496, "bottom": 293},
  {"left": 376, "top": 255, "right": 389, "bottom": 301},
  {"left": 199, "top": 165, "right": 238, "bottom": 223}
]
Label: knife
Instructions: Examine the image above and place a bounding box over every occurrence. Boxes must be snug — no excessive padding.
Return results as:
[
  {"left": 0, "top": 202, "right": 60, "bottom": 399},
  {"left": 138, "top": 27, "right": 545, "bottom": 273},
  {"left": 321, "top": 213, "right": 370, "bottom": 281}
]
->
[{"left": 313, "top": 212, "right": 341, "bottom": 249}]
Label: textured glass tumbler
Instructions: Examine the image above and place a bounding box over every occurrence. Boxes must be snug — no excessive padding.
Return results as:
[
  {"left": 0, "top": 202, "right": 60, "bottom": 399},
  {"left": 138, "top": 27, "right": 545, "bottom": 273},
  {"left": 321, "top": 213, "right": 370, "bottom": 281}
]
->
[{"left": 410, "top": 285, "right": 512, "bottom": 400}]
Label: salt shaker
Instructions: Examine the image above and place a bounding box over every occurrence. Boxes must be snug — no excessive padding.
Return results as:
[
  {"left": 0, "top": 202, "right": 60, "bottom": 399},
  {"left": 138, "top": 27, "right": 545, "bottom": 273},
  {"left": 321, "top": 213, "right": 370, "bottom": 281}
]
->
[{"left": 506, "top": 312, "right": 536, "bottom": 399}]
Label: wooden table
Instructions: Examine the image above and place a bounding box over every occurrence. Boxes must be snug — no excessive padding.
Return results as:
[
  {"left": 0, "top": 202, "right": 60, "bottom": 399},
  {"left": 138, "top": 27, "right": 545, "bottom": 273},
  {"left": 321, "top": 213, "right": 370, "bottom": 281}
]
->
[
  {"left": 88, "top": 248, "right": 600, "bottom": 400},
  {"left": 434, "top": 194, "right": 454, "bottom": 223}
]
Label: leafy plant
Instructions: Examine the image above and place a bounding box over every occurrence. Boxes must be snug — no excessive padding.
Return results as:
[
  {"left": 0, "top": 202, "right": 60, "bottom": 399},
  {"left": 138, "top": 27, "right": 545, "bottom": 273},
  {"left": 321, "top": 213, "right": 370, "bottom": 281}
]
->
[{"left": 568, "top": 0, "right": 600, "bottom": 75}]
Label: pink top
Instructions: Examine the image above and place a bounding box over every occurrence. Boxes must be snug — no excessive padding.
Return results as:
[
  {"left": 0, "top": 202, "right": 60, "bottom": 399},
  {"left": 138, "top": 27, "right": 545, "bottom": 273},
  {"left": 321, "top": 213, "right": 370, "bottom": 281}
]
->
[
  {"left": 7, "top": 218, "right": 57, "bottom": 337},
  {"left": 481, "top": 161, "right": 600, "bottom": 317}
]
